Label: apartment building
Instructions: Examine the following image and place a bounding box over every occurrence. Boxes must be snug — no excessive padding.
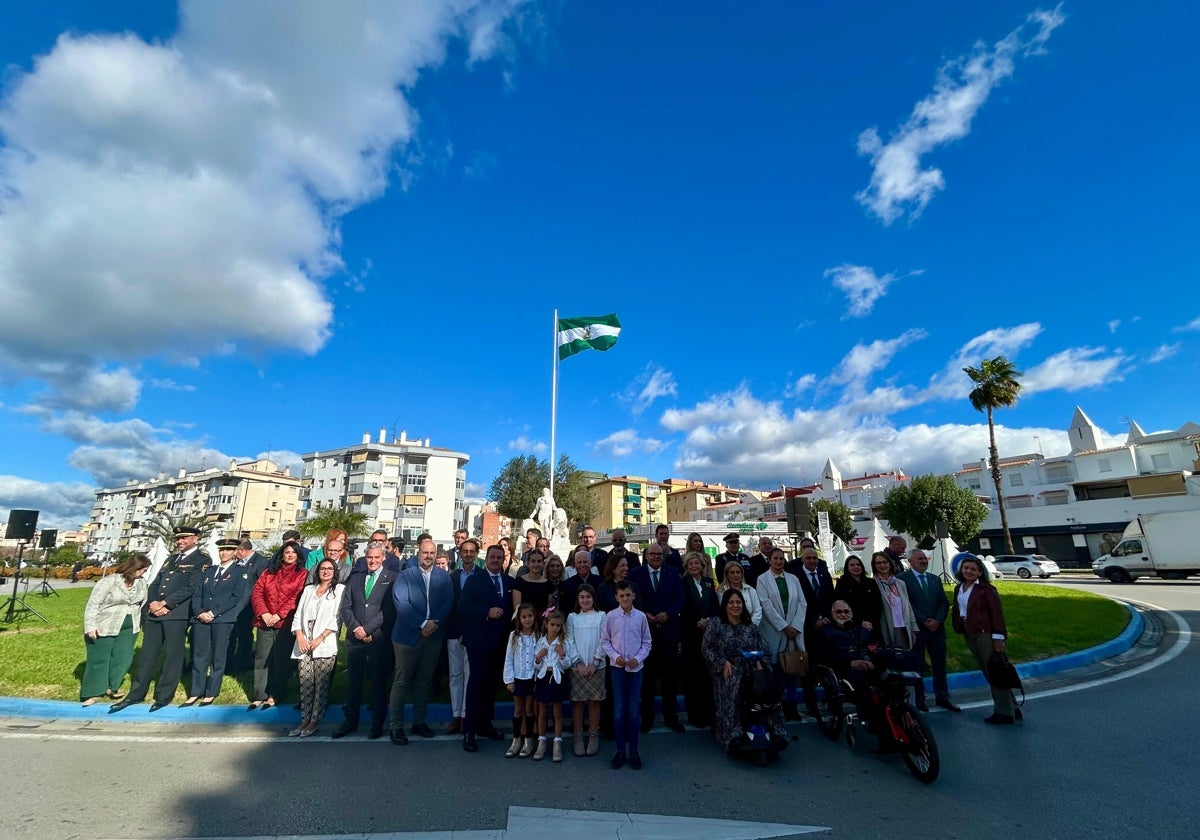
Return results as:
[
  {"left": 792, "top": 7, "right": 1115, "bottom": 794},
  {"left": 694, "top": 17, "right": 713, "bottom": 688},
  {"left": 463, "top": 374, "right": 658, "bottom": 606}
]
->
[{"left": 586, "top": 475, "right": 671, "bottom": 533}]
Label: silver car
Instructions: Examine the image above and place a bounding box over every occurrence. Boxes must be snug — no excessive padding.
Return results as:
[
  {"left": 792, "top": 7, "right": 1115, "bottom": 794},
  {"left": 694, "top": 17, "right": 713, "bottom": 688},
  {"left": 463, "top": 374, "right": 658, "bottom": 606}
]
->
[{"left": 992, "top": 553, "right": 1061, "bottom": 579}]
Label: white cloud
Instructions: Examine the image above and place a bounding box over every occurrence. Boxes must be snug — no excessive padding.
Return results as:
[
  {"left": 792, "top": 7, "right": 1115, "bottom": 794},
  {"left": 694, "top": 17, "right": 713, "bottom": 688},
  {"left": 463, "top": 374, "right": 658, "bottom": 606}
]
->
[
  {"left": 149, "top": 378, "right": 196, "bottom": 392},
  {"left": 922, "top": 322, "right": 1043, "bottom": 402},
  {"left": 1107, "top": 319, "right": 1121, "bottom": 334},
  {"left": 828, "top": 328, "right": 927, "bottom": 387},
  {"left": 825, "top": 264, "right": 902, "bottom": 318},
  {"left": 592, "top": 429, "right": 668, "bottom": 459},
  {"left": 1174, "top": 316, "right": 1200, "bottom": 333},
  {"left": 257, "top": 449, "right": 304, "bottom": 477},
  {"left": 855, "top": 5, "right": 1066, "bottom": 224},
  {"left": 0, "top": 0, "right": 530, "bottom": 396},
  {"left": 784, "top": 373, "right": 818, "bottom": 398},
  {"left": 27, "top": 363, "right": 144, "bottom": 412},
  {"left": 0, "top": 475, "right": 98, "bottom": 529},
  {"left": 1023, "top": 347, "right": 1128, "bottom": 394},
  {"left": 507, "top": 435, "right": 547, "bottom": 454},
  {"left": 1148, "top": 343, "right": 1180, "bottom": 364}
]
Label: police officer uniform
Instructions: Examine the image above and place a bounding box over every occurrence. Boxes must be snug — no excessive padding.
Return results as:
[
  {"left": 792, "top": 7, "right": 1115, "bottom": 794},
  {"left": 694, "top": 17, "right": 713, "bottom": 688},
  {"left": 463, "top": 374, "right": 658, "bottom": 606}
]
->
[
  {"left": 185, "top": 538, "right": 254, "bottom": 703},
  {"left": 111, "top": 526, "right": 209, "bottom": 712},
  {"left": 715, "top": 533, "right": 756, "bottom": 585}
]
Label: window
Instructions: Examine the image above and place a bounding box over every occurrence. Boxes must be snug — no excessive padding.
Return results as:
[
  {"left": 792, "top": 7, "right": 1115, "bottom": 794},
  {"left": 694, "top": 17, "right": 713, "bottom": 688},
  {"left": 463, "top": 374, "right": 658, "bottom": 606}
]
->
[
  {"left": 1008, "top": 496, "right": 1033, "bottom": 508},
  {"left": 1009, "top": 473, "right": 1024, "bottom": 487},
  {"left": 1043, "top": 490, "right": 1069, "bottom": 506},
  {"left": 968, "top": 480, "right": 982, "bottom": 491},
  {"left": 1098, "top": 458, "right": 1112, "bottom": 473},
  {"left": 1044, "top": 465, "right": 1070, "bottom": 483},
  {"left": 1151, "top": 453, "right": 1171, "bottom": 470}
]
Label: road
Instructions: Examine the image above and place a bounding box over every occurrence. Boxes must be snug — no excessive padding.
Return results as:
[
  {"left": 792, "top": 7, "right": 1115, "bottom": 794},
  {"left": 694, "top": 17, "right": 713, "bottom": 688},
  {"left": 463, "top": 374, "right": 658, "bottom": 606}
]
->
[{"left": 1, "top": 579, "right": 1196, "bottom": 840}]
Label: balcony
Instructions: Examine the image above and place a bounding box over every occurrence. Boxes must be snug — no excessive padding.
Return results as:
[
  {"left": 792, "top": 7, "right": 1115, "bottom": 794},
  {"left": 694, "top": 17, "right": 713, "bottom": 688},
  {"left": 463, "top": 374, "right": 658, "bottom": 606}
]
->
[
  {"left": 348, "top": 461, "right": 383, "bottom": 476},
  {"left": 348, "top": 481, "right": 381, "bottom": 496}
]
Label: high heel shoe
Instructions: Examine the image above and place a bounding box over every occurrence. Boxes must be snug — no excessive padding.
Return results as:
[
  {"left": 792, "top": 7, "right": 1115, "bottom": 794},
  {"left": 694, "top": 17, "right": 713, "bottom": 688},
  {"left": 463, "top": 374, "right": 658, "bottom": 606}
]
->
[{"left": 180, "top": 697, "right": 201, "bottom": 707}]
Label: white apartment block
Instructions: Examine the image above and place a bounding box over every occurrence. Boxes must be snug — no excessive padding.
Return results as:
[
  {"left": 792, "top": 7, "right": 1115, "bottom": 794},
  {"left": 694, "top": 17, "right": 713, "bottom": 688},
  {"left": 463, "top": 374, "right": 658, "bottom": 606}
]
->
[
  {"left": 85, "top": 459, "right": 302, "bottom": 557},
  {"left": 300, "top": 429, "right": 468, "bottom": 544},
  {"left": 952, "top": 407, "right": 1200, "bottom": 565}
]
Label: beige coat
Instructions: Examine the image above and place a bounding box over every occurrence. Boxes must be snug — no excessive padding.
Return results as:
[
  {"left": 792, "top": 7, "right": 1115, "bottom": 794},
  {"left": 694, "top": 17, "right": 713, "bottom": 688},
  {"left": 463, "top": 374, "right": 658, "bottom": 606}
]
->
[{"left": 83, "top": 574, "right": 148, "bottom": 637}]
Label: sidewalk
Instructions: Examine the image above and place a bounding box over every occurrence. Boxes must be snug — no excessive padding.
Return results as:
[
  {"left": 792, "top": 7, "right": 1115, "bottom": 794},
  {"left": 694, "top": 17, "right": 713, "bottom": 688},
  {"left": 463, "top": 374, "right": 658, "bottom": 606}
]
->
[{"left": 0, "top": 603, "right": 1144, "bottom": 727}]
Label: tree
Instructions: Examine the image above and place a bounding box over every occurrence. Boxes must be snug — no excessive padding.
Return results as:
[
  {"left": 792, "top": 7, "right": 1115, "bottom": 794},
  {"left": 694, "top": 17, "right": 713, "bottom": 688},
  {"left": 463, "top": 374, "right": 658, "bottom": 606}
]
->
[
  {"left": 46, "top": 543, "right": 87, "bottom": 568},
  {"left": 809, "top": 498, "right": 857, "bottom": 544},
  {"left": 964, "top": 355, "right": 1023, "bottom": 553},
  {"left": 139, "top": 512, "right": 217, "bottom": 549},
  {"left": 880, "top": 474, "right": 988, "bottom": 545},
  {"left": 298, "top": 507, "right": 370, "bottom": 540},
  {"left": 488, "top": 454, "right": 597, "bottom": 537}
]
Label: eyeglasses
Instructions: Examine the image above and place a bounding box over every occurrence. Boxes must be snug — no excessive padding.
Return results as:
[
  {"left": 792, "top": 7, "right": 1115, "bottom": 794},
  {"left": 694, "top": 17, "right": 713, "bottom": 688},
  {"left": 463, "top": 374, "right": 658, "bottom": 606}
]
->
[{"left": 832, "top": 609, "right": 851, "bottom": 615}]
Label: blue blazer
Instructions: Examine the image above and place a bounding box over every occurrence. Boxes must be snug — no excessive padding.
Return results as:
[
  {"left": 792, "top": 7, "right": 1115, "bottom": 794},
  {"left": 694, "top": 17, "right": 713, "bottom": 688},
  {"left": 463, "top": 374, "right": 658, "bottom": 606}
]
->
[
  {"left": 630, "top": 564, "right": 684, "bottom": 643},
  {"left": 459, "top": 568, "right": 512, "bottom": 652},
  {"left": 190, "top": 562, "right": 253, "bottom": 624},
  {"left": 391, "top": 565, "right": 454, "bottom": 645},
  {"left": 898, "top": 570, "right": 949, "bottom": 627}
]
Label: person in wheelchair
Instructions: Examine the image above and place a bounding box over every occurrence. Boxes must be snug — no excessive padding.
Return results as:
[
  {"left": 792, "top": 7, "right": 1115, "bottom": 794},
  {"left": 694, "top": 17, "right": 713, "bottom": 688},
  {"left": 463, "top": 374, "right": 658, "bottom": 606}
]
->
[{"left": 818, "top": 600, "right": 878, "bottom": 727}]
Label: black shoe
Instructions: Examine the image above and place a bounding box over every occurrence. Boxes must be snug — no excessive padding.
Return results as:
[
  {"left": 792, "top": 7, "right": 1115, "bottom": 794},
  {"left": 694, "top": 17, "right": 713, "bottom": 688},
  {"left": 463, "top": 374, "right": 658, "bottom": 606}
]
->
[
  {"left": 149, "top": 702, "right": 167, "bottom": 712},
  {"left": 180, "top": 697, "right": 200, "bottom": 708},
  {"left": 629, "top": 752, "right": 643, "bottom": 770},
  {"left": 665, "top": 720, "right": 685, "bottom": 734},
  {"left": 915, "top": 702, "right": 930, "bottom": 713},
  {"left": 984, "top": 714, "right": 1016, "bottom": 725},
  {"left": 936, "top": 700, "right": 962, "bottom": 713},
  {"left": 610, "top": 751, "right": 626, "bottom": 769},
  {"left": 390, "top": 727, "right": 409, "bottom": 745},
  {"left": 481, "top": 727, "right": 505, "bottom": 741},
  {"left": 108, "top": 699, "right": 134, "bottom": 714},
  {"left": 331, "top": 722, "right": 358, "bottom": 739},
  {"left": 463, "top": 733, "right": 478, "bottom": 752},
  {"left": 411, "top": 723, "right": 436, "bottom": 738}
]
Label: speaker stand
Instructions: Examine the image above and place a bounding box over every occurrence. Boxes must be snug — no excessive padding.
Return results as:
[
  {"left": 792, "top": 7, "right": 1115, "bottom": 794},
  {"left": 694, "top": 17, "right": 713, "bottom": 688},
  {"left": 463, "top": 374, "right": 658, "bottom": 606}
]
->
[
  {"left": 35, "top": 565, "right": 59, "bottom": 598},
  {"left": 2, "top": 544, "right": 48, "bottom": 624}
]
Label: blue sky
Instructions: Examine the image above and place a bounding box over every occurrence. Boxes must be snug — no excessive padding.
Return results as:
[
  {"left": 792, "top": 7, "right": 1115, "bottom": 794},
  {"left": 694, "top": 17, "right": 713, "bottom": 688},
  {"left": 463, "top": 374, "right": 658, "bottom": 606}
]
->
[{"left": 1, "top": 1, "right": 1197, "bottom": 527}]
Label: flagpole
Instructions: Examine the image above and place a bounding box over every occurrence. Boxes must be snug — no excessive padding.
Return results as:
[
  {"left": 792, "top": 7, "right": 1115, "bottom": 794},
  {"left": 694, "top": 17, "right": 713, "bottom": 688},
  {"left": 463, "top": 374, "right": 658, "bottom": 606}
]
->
[{"left": 550, "top": 308, "right": 558, "bottom": 498}]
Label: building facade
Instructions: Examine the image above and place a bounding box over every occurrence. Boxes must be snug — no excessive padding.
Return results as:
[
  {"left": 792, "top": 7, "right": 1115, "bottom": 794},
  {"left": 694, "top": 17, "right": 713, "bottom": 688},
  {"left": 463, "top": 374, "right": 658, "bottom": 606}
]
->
[
  {"left": 300, "top": 429, "right": 468, "bottom": 544},
  {"left": 85, "top": 458, "right": 302, "bottom": 557},
  {"left": 585, "top": 475, "right": 671, "bottom": 533}
]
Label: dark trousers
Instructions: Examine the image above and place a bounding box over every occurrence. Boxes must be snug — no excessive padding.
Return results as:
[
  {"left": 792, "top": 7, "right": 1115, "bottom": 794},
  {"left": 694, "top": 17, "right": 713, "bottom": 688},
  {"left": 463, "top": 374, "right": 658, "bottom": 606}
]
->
[
  {"left": 226, "top": 607, "right": 255, "bottom": 673},
  {"left": 389, "top": 636, "right": 442, "bottom": 728},
  {"left": 640, "top": 631, "right": 680, "bottom": 725},
  {"left": 912, "top": 626, "right": 950, "bottom": 704},
  {"left": 680, "top": 637, "right": 713, "bottom": 726},
  {"left": 344, "top": 637, "right": 394, "bottom": 727},
  {"left": 128, "top": 618, "right": 189, "bottom": 705},
  {"left": 612, "top": 668, "right": 644, "bottom": 753},
  {"left": 252, "top": 626, "right": 296, "bottom": 702},
  {"left": 190, "top": 622, "right": 234, "bottom": 698},
  {"left": 464, "top": 645, "right": 505, "bottom": 736}
]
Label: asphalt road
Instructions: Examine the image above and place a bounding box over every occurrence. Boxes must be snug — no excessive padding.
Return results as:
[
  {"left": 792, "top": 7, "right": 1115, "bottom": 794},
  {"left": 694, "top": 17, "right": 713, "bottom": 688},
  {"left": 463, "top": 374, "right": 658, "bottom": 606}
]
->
[{"left": 1, "top": 578, "right": 1196, "bottom": 840}]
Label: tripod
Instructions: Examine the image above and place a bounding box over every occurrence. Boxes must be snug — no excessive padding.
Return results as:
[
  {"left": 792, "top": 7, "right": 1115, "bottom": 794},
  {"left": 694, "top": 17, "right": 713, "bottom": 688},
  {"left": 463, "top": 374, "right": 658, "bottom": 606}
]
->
[
  {"left": 2, "top": 543, "right": 48, "bottom": 624},
  {"left": 35, "top": 562, "right": 59, "bottom": 598}
]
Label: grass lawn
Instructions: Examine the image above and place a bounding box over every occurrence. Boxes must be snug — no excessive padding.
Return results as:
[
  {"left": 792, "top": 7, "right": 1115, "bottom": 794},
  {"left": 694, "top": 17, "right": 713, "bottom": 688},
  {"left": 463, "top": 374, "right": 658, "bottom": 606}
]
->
[{"left": 0, "top": 581, "right": 1130, "bottom": 704}]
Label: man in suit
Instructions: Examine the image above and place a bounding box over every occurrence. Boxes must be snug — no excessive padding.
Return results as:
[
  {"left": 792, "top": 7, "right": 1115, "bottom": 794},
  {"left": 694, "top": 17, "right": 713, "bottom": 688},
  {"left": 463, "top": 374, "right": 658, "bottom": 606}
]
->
[
  {"left": 226, "top": 538, "right": 268, "bottom": 673},
  {"left": 748, "top": 535, "right": 774, "bottom": 584},
  {"left": 111, "top": 526, "right": 209, "bottom": 713},
  {"left": 388, "top": 535, "right": 453, "bottom": 744},
  {"left": 460, "top": 543, "right": 513, "bottom": 752},
  {"left": 793, "top": 545, "right": 834, "bottom": 717},
  {"left": 446, "top": 529, "right": 469, "bottom": 570},
  {"left": 606, "top": 528, "right": 640, "bottom": 570},
  {"left": 352, "top": 530, "right": 403, "bottom": 574},
  {"left": 715, "top": 532, "right": 753, "bottom": 585},
  {"left": 185, "top": 538, "right": 254, "bottom": 704},
  {"left": 443, "top": 538, "right": 480, "bottom": 734},
  {"left": 335, "top": 544, "right": 398, "bottom": 739},
  {"left": 579, "top": 526, "right": 608, "bottom": 571},
  {"left": 630, "top": 544, "right": 685, "bottom": 732},
  {"left": 559, "top": 549, "right": 604, "bottom": 616},
  {"left": 899, "top": 548, "right": 961, "bottom": 712},
  {"left": 755, "top": 546, "right": 806, "bottom": 721},
  {"left": 644, "top": 524, "right": 683, "bottom": 573}
]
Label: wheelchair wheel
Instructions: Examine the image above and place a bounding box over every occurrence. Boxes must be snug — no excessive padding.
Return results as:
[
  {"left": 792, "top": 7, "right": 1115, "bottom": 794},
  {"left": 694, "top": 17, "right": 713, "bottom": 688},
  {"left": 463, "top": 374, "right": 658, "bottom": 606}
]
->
[
  {"left": 894, "top": 702, "right": 940, "bottom": 783},
  {"left": 814, "top": 666, "right": 844, "bottom": 741}
]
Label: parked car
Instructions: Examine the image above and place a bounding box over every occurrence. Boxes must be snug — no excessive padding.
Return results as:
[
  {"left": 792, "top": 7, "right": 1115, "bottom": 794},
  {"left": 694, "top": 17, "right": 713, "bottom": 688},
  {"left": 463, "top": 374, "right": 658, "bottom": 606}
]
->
[{"left": 992, "top": 554, "right": 1060, "bottom": 579}]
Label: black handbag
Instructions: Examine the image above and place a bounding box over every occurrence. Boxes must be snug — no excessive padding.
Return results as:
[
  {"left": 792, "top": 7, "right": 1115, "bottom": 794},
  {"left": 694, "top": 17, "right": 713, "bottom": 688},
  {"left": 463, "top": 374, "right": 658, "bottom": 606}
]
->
[{"left": 986, "top": 651, "right": 1025, "bottom": 706}]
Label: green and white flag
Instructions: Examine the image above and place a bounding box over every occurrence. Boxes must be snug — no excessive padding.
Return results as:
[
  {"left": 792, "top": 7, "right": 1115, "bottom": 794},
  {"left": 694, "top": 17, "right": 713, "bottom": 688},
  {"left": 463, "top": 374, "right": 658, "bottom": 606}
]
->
[{"left": 556, "top": 313, "right": 621, "bottom": 361}]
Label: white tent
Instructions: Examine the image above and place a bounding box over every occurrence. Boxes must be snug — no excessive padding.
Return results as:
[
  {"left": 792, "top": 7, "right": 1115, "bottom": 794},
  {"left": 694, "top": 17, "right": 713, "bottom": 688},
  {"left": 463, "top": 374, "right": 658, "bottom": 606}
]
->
[
  {"left": 204, "top": 530, "right": 222, "bottom": 565},
  {"left": 868, "top": 518, "right": 890, "bottom": 557},
  {"left": 927, "top": 535, "right": 958, "bottom": 583},
  {"left": 829, "top": 535, "right": 850, "bottom": 575},
  {"left": 145, "top": 537, "right": 169, "bottom": 584}
]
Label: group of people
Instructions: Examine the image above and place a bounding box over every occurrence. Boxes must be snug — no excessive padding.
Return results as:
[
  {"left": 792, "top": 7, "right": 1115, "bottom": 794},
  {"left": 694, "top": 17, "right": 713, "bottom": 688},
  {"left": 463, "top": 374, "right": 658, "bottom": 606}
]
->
[{"left": 80, "top": 523, "right": 1018, "bottom": 767}]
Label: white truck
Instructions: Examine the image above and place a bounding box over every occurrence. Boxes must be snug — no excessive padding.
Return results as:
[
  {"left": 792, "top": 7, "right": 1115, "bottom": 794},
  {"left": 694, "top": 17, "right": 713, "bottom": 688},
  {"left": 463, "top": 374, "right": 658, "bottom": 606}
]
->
[{"left": 1092, "top": 511, "right": 1199, "bottom": 582}]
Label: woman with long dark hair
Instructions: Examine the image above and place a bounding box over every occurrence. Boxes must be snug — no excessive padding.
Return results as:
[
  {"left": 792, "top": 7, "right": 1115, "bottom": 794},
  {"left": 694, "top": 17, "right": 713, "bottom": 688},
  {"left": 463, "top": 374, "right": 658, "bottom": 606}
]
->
[
  {"left": 289, "top": 557, "right": 345, "bottom": 736},
  {"left": 248, "top": 541, "right": 307, "bottom": 710}
]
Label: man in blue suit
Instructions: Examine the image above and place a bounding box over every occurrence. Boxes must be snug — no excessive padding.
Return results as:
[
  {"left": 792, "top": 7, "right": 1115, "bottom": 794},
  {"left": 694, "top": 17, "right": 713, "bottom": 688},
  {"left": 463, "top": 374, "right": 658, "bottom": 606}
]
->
[
  {"left": 899, "top": 549, "right": 961, "bottom": 713},
  {"left": 388, "top": 535, "right": 453, "bottom": 745},
  {"left": 185, "top": 538, "right": 253, "bottom": 705},
  {"left": 630, "top": 544, "right": 685, "bottom": 732},
  {"left": 459, "top": 543, "right": 512, "bottom": 752},
  {"left": 334, "top": 544, "right": 398, "bottom": 739}
]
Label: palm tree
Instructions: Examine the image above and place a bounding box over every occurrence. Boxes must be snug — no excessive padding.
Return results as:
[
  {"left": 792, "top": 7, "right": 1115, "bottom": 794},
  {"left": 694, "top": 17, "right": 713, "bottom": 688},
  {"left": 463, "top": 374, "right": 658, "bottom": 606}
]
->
[
  {"left": 964, "top": 355, "right": 1023, "bottom": 553},
  {"left": 297, "top": 507, "right": 370, "bottom": 540},
  {"left": 139, "top": 512, "right": 217, "bottom": 550}
]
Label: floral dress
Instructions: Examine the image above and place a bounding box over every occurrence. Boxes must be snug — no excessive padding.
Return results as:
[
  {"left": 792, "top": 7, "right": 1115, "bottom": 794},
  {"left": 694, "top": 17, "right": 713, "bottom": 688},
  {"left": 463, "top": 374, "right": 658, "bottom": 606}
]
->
[{"left": 701, "top": 619, "right": 787, "bottom": 750}]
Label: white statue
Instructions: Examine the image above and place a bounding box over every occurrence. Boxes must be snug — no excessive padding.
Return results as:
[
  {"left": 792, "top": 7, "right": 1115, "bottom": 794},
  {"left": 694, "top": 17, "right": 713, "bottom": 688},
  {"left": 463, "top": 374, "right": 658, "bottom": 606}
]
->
[
  {"left": 551, "top": 506, "right": 569, "bottom": 542},
  {"left": 531, "top": 487, "right": 555, "bottom": 537}
]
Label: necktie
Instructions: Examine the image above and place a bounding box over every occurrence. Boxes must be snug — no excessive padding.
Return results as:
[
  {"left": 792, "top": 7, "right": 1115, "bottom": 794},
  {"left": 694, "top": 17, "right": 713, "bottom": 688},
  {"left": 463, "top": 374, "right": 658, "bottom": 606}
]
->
[
  {"left": 810, "top": 571, "right": 819, "bottom": 592},
  {"left": 492, "top": 574, "right": 502, "bottom": 597},
  {"left": 364, "top": 571, "right": 376, "bottom": 599},
  {"left": 651, "top": 569, "right": 659, "bottom": 591},
  {"left": 775, "top": 575, "right": 789, "bottom": 612}
]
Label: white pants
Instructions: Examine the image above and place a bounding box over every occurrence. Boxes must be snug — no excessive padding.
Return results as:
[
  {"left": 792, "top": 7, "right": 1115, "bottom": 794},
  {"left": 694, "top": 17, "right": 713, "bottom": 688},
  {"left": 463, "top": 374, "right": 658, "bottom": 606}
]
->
[{"left": 447, "top": 637, "right": 470, "bottom": 717}]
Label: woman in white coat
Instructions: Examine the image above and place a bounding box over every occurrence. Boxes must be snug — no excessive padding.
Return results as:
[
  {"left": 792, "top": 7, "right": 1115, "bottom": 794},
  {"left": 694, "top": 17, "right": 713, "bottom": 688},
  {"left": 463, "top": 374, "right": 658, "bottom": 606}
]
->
[
  {"left": 755, "top": 547, "right": 806, "bottom": 720},
  {"left": 290, "top": 558, "right": 345, "bottom": 737}
]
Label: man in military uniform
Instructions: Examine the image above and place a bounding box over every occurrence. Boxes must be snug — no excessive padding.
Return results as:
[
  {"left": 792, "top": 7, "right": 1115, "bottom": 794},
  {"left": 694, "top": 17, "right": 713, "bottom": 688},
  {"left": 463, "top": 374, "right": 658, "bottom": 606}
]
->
[
  {"left": 111, "top": 526, "right": 209, "bottom": 713},
  {"left": 184, "top": 538, "right": 254, "bottom": 705}
]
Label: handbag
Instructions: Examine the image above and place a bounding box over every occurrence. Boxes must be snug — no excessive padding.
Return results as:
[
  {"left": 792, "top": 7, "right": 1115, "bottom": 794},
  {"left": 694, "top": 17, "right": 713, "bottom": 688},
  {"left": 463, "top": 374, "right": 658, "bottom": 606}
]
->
[
  {"left": 986, "top": 651, "right": 1026, "bottom": 706},
  {"left": 778, "top": 639, "right": 809, "bottom": 677}
]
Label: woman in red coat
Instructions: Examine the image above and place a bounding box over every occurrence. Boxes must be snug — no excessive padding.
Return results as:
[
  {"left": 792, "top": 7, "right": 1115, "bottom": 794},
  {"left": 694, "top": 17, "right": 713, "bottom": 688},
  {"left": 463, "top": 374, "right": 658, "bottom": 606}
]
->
[
  {"left": 951, "top": 554, "right": 1016, "bottom": 725},
  {"left": 248, "top": 541, "right": 308, "bottom": 710}
]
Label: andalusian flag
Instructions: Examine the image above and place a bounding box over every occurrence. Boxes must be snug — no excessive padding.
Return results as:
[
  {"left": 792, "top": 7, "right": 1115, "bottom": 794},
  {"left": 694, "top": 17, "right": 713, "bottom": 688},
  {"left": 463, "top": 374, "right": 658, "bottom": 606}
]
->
[{"left": 556, "top": 314, "right": 621, "bottom": 361}]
